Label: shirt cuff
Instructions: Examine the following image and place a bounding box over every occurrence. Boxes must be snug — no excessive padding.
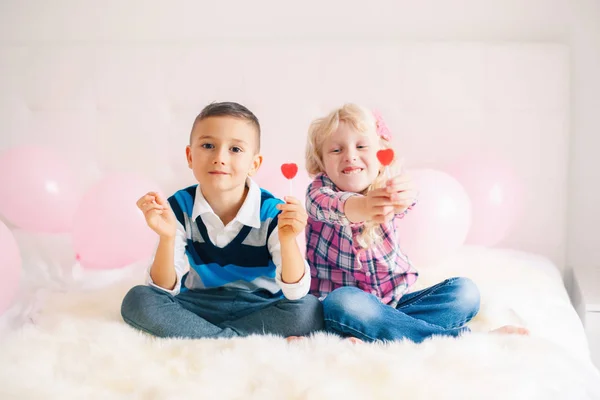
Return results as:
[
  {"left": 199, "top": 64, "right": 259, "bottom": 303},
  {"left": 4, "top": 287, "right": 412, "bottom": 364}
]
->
[
  {"left": 278, "top": 260, "right": 311, "bottom": 301},
  {"left": 395, "top": 198, "right": 418, "bottom": 218},
  {"left": 337, "top": 192, "right": 364, "bottom": 226},
  {"left": 146, "top": 271, "right": 182, "bottom": 296}
]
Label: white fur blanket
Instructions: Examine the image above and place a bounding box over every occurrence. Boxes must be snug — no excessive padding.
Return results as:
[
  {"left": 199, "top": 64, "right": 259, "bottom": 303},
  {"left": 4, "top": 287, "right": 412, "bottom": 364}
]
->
[{"left": 1, "top": 247, "right": 599, "bottom": 399}]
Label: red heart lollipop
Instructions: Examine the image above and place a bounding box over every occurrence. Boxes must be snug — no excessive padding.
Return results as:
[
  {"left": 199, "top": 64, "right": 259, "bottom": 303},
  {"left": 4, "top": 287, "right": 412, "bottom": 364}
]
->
[
  {"left": 281, "top": 163, "right": 298, "bottom": 180},
  {"left": 376, "top": 149, "right": 395, "bottom": 166}
]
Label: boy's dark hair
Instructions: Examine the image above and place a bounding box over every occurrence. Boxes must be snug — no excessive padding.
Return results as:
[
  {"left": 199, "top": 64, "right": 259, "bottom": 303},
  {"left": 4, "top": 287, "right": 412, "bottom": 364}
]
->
[{"left": 190, "top": 102, "right": 261, "bottom": 150}]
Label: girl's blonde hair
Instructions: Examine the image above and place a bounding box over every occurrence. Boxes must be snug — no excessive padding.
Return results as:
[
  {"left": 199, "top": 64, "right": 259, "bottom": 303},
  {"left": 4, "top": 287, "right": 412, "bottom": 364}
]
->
[{"left": 305, "top": 103, "right": 399, "bottom": 249}]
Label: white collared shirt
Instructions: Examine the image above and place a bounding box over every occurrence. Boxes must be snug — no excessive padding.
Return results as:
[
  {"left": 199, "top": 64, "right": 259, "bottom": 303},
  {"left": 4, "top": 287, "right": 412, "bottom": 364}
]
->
[{"left": 146, "top": 178, "right": 311, "bottom": 300}]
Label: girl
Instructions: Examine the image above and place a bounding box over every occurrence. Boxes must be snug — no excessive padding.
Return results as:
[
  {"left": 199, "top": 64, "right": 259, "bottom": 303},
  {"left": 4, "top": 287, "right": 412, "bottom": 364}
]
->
[{"left": 304, "top": 103, "right": 528, "bottom": 343}]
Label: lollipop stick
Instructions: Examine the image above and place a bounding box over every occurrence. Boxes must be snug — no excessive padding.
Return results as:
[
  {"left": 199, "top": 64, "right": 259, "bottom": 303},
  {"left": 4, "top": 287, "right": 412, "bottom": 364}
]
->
[{"left": 397, "top": 157, "right": 405, "bottom": 175}]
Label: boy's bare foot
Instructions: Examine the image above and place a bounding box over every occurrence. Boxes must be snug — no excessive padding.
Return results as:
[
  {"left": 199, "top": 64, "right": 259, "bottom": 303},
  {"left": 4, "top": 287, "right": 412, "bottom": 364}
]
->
[
  {"left": 286, "top": 336, "right": 364, "bottom": 343},
  {"left": 490, "top": 325, "right": 530, "bottom": 335}
]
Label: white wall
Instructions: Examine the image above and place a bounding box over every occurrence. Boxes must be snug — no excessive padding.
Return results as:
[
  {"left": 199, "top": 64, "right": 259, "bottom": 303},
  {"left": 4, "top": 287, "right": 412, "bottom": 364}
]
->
[{"left": 0, "top": 0, "right": 598, "bottom": 272}]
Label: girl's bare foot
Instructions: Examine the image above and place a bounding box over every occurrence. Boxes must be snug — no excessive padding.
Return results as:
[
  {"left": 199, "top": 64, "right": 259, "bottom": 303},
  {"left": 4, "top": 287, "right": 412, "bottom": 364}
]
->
[
  {"left": 287, "top": 336, "right": 363, "bottom": 343},
  {"left": 491, "top": 325, "right": 530, "bottom": 335},
  {"left": 345, "top": 337, "right": 363, "bottom": 344}
]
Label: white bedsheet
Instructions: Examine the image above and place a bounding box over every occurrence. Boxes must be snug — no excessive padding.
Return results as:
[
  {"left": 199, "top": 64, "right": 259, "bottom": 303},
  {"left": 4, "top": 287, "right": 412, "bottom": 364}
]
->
[
  {"left": 412, "top": 246, "right": 591, "bottom": 360},
  {"left": 0, "top": 246, "right": 599, "bottom": 399}
]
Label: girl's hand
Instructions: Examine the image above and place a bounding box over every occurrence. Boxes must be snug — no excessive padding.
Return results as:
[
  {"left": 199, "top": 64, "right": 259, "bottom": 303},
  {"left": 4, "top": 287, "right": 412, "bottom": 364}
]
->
[
  {"left": 385, "top": 172, "right": 418, "bottom": 214},
  {"left": 364, "top": 188, "right": 396, "bottom": 224}
]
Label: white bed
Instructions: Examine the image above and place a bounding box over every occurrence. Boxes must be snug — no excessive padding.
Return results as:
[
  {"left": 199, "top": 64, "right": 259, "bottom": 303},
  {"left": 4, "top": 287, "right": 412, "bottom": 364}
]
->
[
  {"left": 0, "top": 11, "right": 596, "bottom": 396},
  {"left": 0, "top": 246, "right": 598, "bottom": 399}
]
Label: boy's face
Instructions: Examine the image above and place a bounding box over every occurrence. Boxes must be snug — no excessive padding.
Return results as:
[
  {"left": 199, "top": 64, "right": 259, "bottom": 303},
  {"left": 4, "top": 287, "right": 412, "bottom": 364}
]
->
[
  {"left": 321, "top": 121, "right": 381, "bottom": 193},
  {"left": 186, "top": 116, "right": 262, "bottom": 197}
]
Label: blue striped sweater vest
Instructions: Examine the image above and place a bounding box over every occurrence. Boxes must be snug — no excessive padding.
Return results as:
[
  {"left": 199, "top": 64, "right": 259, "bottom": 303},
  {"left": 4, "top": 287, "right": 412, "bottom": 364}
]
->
[{"left": 168, "top": 185, "right": 284, "bottom": 297}]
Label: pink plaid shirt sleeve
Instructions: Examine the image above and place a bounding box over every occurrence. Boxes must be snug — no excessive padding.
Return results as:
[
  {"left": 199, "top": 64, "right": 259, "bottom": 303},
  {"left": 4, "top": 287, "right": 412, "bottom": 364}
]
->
[{"left": 306, "top": 174, "right": 361, "bottom": 226}]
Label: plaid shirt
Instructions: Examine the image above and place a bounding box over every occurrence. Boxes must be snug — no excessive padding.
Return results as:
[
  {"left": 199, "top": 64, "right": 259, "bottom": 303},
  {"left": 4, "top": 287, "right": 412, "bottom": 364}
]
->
[{"left": 305, "top": 173, "right": 418, "bottom": 307}]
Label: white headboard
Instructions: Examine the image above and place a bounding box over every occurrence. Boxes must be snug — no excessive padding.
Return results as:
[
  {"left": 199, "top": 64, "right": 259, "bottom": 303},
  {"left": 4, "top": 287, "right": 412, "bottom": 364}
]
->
[{"left": 0, "top": 42, "right": 569, "bottom": 268}]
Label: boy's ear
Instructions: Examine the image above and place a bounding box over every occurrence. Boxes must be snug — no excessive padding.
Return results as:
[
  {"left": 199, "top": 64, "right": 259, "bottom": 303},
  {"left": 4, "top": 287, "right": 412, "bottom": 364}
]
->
[
  {"left": 186, "top": 145, "right": 193, "bottom": 168},
  {"left": 248, "top": 153, "right": 263, "bottom": 177}
]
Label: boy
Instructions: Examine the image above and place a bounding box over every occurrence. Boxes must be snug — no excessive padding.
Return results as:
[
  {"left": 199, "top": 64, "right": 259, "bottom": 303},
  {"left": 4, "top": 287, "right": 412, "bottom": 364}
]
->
[{"left": 121, "top": 102, "right": 323, "bottom": 339}]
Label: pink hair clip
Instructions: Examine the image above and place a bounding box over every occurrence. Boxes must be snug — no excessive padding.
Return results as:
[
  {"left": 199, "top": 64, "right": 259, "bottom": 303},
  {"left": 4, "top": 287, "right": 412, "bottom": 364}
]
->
[{"left": 372, "top": 110, "right": 392, "bottom": 141}]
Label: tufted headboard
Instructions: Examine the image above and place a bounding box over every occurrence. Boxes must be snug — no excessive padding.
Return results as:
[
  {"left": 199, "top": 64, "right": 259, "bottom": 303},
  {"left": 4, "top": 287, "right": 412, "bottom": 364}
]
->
[{"left": 0, "top": 42, "right": 569, "bottom": 267}]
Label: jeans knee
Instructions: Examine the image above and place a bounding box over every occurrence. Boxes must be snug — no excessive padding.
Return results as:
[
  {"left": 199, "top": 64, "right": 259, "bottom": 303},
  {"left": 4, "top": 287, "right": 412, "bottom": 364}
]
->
[
  {"left": 121, "top": 285, "right": 156, "bottom": 323},
  {"left": 452, "top": 277, "right": 481, "bottom": 317},
  {"left": 323, "top": 287, "right": 381, "bottom": 323},
  {"left": 294, "top": 294, "right": 324, "bottom": 332},
  {"left": 323, "top": 287, "right": 361, "bottom": 314}
]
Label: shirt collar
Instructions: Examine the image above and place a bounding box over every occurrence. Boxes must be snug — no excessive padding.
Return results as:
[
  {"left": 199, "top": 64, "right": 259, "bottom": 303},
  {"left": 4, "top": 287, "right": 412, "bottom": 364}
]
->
[
  {"left": 191, "top": 178, "right": 262, "bottom": 229},
  {"left": 318, "top": 173, "right": 339, "bottom": 190}
]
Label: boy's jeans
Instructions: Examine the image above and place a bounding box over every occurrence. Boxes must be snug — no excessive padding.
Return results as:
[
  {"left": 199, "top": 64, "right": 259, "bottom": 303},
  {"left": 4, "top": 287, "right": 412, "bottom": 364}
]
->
[
  {"left": 121, "top": 285, "right": 324, "bottom": 339},
  {"left": 323, "top": 277, "right": 480, "bottom": 343}
]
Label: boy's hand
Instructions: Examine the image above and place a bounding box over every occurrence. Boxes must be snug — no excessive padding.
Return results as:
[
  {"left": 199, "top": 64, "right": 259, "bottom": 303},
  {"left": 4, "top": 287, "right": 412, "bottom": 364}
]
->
[
  {"left": 385, "top": 172, "right": 417, "bottom": 214},
  {"left": 136, "top": 192, "right": 177, "bottom": 238},
  {"left": 276, "top": 196, "right": 308, "bottom": 241}
]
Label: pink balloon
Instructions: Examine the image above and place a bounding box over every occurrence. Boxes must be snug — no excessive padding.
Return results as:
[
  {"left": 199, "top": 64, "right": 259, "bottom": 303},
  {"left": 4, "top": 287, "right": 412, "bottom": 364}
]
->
[
  {"left": 72, "top": 174, "right": 159, "bottom": 270},
  {"left": 0, "top": 147, "right": 78, "bottom": 233},
  {"left": 446, "top": 158, "right": 521, "bottom": 247},
  {"left": 395, "top": 169, "right": 472, "bottom": 267},
  {"left": 0, "top": 221, "right": 21, "bottom": 315}
]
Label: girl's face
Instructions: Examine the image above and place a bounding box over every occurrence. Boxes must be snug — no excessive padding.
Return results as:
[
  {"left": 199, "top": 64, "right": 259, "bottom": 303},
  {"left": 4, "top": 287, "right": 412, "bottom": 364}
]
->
[{"left": 321, "top": 121, "right": 381, "bottom": 193}]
